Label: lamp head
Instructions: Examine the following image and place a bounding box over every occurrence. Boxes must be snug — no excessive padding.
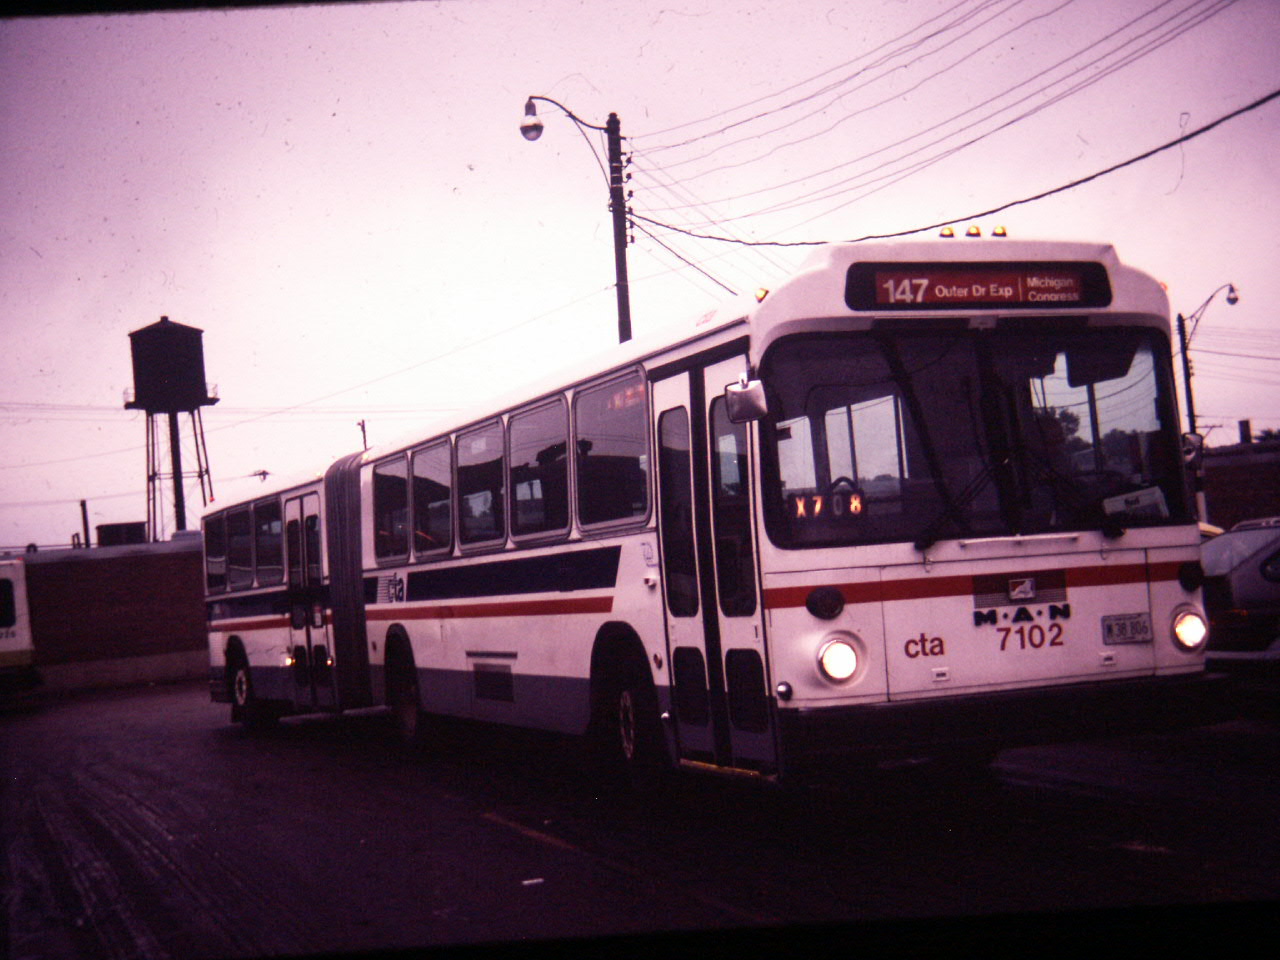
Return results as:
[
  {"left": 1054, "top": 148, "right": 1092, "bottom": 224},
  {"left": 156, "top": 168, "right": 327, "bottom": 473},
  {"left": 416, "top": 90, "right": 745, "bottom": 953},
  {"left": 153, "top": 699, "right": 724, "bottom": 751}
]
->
[
  {"left": 1226, "top": 283, "right": 1239, "bottom": 305},
  {"left": 520, "top": 99, "right": 544, "bottom": 141}
]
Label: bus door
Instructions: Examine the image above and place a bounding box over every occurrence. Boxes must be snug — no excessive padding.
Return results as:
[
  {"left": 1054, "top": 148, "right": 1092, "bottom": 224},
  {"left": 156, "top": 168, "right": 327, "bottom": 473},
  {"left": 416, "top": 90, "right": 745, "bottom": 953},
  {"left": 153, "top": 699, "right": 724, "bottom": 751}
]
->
[
  {"left": 285, "top": 493, "right": 335, "bottom": 710},
  {"left": 652, "top": 354, "right": 776, "bottom": 774}
]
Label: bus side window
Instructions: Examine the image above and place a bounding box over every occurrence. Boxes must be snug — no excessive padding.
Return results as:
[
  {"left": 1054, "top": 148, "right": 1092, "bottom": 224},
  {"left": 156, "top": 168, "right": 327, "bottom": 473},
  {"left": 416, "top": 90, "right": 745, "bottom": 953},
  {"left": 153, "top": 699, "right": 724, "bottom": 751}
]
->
[
  {"left": 576, "top": 371, "right": 649, "bottom": 526},
  {"left": 0, "top": 578, "right": 14, "bottom": 628},
  {"left": 509, "top": 400, "right": 569, "bottom": 538},
  {"left": 254, "top": 499, "right": 284, "bottom": 586},
  {"left": 658, "top": 407, "right": 698, "bottom": 617},
  {"left": 286, "top": 517, "right": 303, "bottom": 586},
  {"left": 710, "top": 397, "right": 757, "bottom": 617},
  {"left": 204, "top": 514, "right": 227, "bottom": 592},
  {"left": 226, "top": 507, "right": 253, "bottom": 590},
  {"left": 305, "top": 513, "right": 323, "bottom": 582},
  {"left": 373, "top": 457, "right": 410, "bottom": 560},
  {"left": 412, "top": 441, "right": 452, "bottom": 555},
  {"left": 458, "top": 421, "right": 506, "bottom": 545}
]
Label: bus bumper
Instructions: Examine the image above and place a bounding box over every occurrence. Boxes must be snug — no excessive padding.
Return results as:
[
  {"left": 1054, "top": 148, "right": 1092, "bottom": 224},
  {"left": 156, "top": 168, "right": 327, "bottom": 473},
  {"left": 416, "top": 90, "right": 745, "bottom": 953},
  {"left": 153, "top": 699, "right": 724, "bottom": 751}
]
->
[{"left": 775, "top": 672, "right": 1236, "bottom": 777}]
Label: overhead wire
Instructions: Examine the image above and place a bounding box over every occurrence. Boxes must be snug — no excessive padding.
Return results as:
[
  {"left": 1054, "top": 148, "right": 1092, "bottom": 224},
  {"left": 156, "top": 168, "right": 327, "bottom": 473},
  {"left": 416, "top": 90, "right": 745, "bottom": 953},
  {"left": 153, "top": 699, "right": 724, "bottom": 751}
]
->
[
  {"left": 639, "top": 0, "right": 1236, "bottom": 228},
  {"left": 643, "top": 0, "right": 1049, "bottom": 176},
  {"left": 753, "top": 0, "right": 1240, "bottom": 231},
  {"left": 631, "top": 220, "right": 738, "bottom": 297},
  {"left": 629, "top": 86, "right": 1280, "bottom": 248},
  {"left": 636, "top": 0, "right": 1013, "bottom": 150}
]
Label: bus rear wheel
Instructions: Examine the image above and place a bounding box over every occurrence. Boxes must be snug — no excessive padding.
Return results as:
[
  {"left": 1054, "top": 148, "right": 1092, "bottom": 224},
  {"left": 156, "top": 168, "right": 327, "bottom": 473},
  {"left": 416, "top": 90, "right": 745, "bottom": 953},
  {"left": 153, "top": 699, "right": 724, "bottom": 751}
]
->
[
  {"left": 386, "top": 649, "right": 423, "bottom": 745},
  {"left": 230, "top": 656, "right": 274, "bottom": 728}
]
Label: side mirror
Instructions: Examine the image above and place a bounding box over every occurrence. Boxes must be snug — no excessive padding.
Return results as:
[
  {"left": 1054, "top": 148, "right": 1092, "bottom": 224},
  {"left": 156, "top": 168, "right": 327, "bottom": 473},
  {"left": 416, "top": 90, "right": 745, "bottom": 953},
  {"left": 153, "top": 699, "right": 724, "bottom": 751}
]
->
[
  {"left": 1181, "top": 432, "right": 1204, "bottom": 466},
  {"left": 726, "top": 378, "right": 768, "bottom": 423}
]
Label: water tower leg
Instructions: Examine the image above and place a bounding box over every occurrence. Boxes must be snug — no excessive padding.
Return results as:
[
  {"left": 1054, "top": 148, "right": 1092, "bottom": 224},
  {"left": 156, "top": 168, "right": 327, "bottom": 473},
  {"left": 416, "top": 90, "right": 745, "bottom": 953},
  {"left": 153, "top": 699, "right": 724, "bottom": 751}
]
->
[{"left": 169, "top": 411, "right": 187, "bottom": 532}]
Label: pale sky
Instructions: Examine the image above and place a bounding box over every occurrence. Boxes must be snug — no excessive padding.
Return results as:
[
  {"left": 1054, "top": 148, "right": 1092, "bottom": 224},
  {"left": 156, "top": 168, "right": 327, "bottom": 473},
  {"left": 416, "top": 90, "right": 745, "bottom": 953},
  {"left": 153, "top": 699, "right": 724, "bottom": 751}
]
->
[{"left": 2, "top": 0, "right": 1278, "bottom": 548}]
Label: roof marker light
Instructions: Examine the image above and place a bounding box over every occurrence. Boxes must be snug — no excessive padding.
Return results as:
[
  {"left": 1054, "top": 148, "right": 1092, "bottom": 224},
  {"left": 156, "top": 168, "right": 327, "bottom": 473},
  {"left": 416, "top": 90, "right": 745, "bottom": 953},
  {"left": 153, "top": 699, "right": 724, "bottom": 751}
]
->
[
  {"left": 754, "top": 287, "right": 770, "bottom": 302},
  {"left": 966, "top": 225, "right": 982, "bottom": 237},
  {"left": 992, "top": 225, "right": 1008, "bottom": 237},
  {"left": 939, "top": 227, "right": 955, "bottom": 238}
]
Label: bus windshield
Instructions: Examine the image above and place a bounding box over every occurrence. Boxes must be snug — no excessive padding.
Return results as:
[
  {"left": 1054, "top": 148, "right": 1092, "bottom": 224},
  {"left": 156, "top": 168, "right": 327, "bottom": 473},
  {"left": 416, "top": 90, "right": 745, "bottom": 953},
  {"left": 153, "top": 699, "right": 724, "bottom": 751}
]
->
[{"left": 759, "top": 326, "right": 1191, "bottom": 549}]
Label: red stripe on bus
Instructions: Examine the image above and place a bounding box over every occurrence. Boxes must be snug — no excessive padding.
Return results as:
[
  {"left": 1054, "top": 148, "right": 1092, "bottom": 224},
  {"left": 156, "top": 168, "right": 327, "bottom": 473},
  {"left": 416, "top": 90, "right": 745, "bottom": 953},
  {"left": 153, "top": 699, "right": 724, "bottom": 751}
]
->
[
  {"left": 763, "top": 561, "right": 1181, "bottom": 610},
  {"left": 207, "top": 616, "right": 291, "bottom": 632},
  {"left": 366, "top": 595, "right": 615, "bottom": 622}
]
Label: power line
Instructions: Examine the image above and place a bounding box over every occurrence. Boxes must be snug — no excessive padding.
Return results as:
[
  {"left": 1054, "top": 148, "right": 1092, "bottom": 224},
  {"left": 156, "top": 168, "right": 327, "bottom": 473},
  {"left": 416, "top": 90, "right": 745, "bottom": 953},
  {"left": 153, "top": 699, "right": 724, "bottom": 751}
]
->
[
  {"left": 644, "top": 0, "right": 1059, "bottom": 176},
  {"left": 637, "top": 0, "right": 1013, "bottom": 149},
  {"left": 639, "top": 0, "right": 1235, "bottom": 225},
  {"left": 632, "top": 221, "right": 738, "bottom": 296},
  {"left": 630, "top": 155, "right": 794, "bottom": 277},
  {"left": 757, "top": 0, "right": 1239, "bottom": 231},
  {"left": 1194, "top": 347, "right": 1280, "bottom": 361},
  {"left": 0, "top": 489, "right": 140, "bottom": 509},
  {"left": 631, "top": 86, "right": 1280, "bottom": 248}
]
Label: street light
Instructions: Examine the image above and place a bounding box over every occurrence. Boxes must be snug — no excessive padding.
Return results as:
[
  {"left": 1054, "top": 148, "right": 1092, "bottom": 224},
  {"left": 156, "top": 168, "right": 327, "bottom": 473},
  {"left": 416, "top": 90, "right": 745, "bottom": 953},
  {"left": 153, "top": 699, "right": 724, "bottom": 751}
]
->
[
  {"left": 520, "top": 96, "right": 632, "bottom": 344},
  {"left": 1175, "top": 282, "right": 1239, "bottom": 435}
]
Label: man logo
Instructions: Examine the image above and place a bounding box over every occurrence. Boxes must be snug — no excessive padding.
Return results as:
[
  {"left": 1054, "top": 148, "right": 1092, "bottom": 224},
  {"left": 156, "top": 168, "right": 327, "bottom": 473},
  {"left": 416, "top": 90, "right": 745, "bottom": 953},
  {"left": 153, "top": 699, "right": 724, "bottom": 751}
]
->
[{"left": 1008, "top": 578, "right": 1036, "bottom": 601}]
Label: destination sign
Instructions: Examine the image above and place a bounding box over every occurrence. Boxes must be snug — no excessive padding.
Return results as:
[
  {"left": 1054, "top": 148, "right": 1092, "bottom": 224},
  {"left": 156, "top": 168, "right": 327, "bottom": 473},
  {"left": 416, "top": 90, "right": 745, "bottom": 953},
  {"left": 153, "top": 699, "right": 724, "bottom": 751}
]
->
[{"left": 845, "top": 261, "right": 1112, "bottom": 311}]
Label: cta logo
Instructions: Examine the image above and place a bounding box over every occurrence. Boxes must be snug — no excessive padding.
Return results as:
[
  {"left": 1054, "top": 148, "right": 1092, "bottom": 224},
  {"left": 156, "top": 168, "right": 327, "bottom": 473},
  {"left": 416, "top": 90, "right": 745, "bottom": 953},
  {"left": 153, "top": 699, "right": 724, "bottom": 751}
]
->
[{"left": 904, "top": 633, "right": 945, "bottom": 658}]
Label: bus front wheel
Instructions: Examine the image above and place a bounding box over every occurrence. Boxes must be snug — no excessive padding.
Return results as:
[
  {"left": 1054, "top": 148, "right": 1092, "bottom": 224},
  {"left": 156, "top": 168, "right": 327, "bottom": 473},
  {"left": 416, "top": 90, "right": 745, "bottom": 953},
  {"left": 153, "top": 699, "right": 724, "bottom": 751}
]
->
[{"left": 594, "top": 660, "right": 667, "bottom": 790}]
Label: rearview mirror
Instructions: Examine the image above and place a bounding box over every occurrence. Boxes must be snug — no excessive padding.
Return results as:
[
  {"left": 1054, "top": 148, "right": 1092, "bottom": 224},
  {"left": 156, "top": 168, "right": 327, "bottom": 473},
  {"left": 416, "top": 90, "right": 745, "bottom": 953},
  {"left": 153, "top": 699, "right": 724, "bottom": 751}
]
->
[{"left": 726, "top": 378, "right": 768, "bottom": 422}]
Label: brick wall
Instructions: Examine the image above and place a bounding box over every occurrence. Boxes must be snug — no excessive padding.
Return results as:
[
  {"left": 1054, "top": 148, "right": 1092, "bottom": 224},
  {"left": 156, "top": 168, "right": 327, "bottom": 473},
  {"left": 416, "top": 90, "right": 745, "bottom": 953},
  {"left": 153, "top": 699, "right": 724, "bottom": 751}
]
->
[{"left": 1202, "top": 440, "right": 1280, "bottom": 531}]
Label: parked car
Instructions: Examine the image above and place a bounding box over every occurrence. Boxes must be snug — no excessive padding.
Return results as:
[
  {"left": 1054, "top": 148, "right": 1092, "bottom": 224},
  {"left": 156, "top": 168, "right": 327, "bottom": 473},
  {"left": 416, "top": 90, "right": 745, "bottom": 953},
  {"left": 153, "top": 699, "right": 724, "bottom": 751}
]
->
[{"left": 1201, "top": 517, "right": 1280, "bottom": 651}]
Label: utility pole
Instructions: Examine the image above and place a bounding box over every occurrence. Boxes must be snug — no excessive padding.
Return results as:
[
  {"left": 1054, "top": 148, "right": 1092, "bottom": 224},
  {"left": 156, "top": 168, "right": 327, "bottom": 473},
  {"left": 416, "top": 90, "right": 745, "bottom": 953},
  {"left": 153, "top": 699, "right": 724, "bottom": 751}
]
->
[
  {"left": 1176, "top": 311, "right": 1197, "bottom": 435},
  {"left": 605, "top": 112, "right": 632, "bottom": 344}
]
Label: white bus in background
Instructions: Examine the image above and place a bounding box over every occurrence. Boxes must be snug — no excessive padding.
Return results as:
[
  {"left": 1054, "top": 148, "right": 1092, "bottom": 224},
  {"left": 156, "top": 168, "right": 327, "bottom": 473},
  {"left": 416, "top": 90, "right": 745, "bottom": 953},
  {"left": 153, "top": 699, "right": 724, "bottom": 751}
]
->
[
  {"left": 204, "top": 237, "right": 1229, "bottom": 784},
  {"left": 0, "top": 556, "right": 39, "bottom": 697}
]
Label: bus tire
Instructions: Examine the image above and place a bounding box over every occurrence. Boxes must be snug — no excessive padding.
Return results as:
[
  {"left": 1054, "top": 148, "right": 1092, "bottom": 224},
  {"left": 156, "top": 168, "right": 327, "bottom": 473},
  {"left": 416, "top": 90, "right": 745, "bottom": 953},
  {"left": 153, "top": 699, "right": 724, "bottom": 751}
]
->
[
  {"left": 386, "top": 639, "right": 423, "bottom": 746},
  {"left": 229, "top": 652, "right": 274, "bottom": 729},
  {"left": 592, "top": 653, "right": 668, "bottom": 791}
]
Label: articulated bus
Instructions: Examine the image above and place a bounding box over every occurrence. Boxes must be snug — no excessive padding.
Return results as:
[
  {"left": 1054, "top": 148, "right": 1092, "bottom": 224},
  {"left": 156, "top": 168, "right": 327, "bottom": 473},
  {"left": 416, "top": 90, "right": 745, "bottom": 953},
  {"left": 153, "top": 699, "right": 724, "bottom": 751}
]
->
[{"left": 204, "top": 238, "right": 1228, "bottom": 783}]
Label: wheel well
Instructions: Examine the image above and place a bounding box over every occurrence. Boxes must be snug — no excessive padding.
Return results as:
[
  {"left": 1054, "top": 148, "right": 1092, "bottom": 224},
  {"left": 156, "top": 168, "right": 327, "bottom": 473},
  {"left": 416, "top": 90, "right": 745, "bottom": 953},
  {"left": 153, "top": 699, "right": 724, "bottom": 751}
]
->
[
  {"left": 382, "top": 625, "right": 413, "bottom": 706},
  {"left": 589, "top": 622, "right": 652, "bottom": 718},
  {"left": 384, "top": 625, "right": 412, "bottom": 666},
  {"left": 224, "top": 637, "right": 247, "bottom": 679}
]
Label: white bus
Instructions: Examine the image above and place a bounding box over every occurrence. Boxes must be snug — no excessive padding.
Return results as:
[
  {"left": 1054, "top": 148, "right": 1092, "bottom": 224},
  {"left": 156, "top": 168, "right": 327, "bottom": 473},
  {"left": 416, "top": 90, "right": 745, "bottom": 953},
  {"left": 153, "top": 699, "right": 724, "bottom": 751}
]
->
[
  {"left": 204, "top": 238, "right": 1227, "bottom": 782},
  {"left": 0, "top": 556, "right": 38, "bottom": 697}
]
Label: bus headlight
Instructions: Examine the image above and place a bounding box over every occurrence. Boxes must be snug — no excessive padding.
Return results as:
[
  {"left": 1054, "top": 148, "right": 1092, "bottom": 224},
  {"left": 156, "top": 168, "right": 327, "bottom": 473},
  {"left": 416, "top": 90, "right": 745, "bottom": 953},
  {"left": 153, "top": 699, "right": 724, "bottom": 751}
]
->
[
  {"left": 818, "top": 636, "right": 860, "bottom": 683},
  {"left": 1171, "top": 607, "right": 1208, "bottom": 652}
]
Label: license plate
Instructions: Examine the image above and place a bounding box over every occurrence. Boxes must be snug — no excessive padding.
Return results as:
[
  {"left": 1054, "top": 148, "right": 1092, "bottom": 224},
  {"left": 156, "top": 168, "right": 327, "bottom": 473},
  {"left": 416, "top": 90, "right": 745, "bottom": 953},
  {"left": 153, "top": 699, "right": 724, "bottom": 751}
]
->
[{"left": 1102, "top": 612, "right": 1153, "bottom": 644}]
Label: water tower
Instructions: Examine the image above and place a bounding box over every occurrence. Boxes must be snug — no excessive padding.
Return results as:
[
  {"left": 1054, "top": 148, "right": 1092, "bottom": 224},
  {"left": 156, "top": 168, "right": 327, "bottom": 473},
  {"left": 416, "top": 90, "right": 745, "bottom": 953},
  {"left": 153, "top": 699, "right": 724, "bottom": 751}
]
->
[{"left": 124, "top": 316, "right": 218, "bottom": 539}]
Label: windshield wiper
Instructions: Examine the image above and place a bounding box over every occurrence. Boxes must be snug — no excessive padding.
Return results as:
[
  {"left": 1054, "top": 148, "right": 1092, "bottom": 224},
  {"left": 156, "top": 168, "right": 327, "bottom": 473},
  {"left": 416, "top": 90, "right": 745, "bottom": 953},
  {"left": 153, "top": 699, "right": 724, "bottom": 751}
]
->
[
  {"left": 1015, "top": 440, "right": 1127, "bottom": 539},
  {"left": 912, "top": 455, "right": 1007, "bottom": 552},
  {"left": 874, "top": 335, "right": 968, "bottom": 548}
]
